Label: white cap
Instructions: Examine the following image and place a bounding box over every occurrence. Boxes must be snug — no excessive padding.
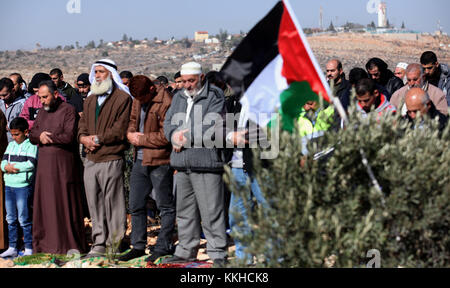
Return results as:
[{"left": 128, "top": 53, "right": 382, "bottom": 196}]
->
[
  {"left": 181, "top": 62, "right": 202, "bottom": 75},
  {"left": 396, "top": 62, "right": 408, "bottom": 70}
]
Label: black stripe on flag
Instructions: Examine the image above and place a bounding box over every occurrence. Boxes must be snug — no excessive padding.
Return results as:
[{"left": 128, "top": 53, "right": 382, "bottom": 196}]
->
[{"left": 220, "top": 1, "right": 284, "bottom": 98}]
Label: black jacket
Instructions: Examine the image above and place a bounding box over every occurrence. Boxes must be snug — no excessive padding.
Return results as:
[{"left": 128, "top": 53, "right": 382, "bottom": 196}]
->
[
  {"left": 382, "top": 71, "right": 404, "bottom": 98},
  {"left": 333, "top": 78, "right": 351, "bottom": 111},
  {"left": 223, "top": 94, "right": 254, "bottom": 174},
  {"left": 405, "top": 102, "right": 449, "bottom": 133},
  {"left": 59, "top": 82, "right": 84, "bottom": 113}
]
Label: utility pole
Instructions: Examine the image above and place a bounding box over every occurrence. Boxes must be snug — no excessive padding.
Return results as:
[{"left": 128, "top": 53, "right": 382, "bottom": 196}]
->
[{"left": 320, "top": 6, "right": 324, "bottom": 31}]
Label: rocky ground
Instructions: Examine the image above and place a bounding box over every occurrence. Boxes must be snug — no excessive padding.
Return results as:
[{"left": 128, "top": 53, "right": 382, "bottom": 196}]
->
[
  {"left": 309, "top": 33, "right": 450, "bottom": 77},
  {"left": 0, "top": 33, "right": 448, "bottom": 86}
]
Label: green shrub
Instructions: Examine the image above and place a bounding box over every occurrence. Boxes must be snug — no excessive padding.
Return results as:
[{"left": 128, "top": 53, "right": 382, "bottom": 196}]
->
[{"left": 225, "top": 108, "right": 449, "bottom": 268}]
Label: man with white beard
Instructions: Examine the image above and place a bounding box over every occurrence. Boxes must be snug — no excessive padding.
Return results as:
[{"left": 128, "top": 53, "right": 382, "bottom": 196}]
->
[
  {"left": 163, "top": 62, "right": 228, "bottom": 267},
  {"left": 78, "top": 59, "right": 132, "bottom": 258}
]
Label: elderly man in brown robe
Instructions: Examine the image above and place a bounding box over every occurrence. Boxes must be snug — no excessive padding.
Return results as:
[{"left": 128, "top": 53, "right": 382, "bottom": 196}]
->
[{"left": 29, "top": 80, "right": 87, "bottom": 254}]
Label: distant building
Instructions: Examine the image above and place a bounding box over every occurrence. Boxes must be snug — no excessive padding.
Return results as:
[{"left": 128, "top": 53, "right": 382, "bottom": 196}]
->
[
  {"left": 195, "top": 31, "right": 209, "bottom": 42},
  {"left": 378, "top": 2, "right": 387, "bottom": 28},
  {"left": 205, "top": 38, "right": 220, "bottom": 44}
]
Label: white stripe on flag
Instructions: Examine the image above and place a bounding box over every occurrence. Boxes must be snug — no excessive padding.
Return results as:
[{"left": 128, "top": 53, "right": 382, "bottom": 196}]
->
[{"left": 241, "top": 54, "right": 288, "bottom": 127}]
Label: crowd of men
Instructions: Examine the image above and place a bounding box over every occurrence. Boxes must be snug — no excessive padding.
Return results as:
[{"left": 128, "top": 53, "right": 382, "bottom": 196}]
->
[{"left": 0, "top": 49, "right": 448, "bottom": 267}]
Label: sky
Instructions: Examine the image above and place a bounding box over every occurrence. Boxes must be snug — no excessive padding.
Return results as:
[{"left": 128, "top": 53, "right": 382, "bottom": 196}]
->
[{"left": 1, "top": 0, "right": 449, "bottom": 51}]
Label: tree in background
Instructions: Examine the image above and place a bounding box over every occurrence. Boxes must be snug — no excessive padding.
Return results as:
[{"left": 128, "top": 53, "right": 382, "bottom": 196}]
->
[
  {"left": 327, "top": 21, "right": 336, "bottom": 32},
  {"left": 85, "top": 41, "right": 96, "bottom": 49},
  {"left": 181, "top": 38, "right": 192, "bottom": 49},
  {"left": 217, "top": 29, "right": 229, "bottom": 43},
  {"left": 368, "top": 21, "right": 376, "bottom": 29}
]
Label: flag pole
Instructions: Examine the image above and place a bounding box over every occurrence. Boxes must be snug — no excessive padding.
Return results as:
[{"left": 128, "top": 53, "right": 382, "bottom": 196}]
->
[
  {"left": 282, "top": 0, "right": 348, "bottom": 125},
  {"left": 282, "top": 0, "right": 383, "bottom": 196}
]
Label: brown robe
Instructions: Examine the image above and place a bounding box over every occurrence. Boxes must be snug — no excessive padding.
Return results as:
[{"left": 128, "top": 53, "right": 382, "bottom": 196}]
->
[
  {"left": 29, "top": 98, "right": 87, "bottom": 254},
  {"left": 0, "top": 111, "right": 8, "bottom": 250}
]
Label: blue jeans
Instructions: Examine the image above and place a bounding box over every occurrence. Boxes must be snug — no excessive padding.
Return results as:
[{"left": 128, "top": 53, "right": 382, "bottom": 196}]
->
[
  {"left": 229, "top": 168, "right": 268, "bottom": 261},
  {"left": 4, "top": 186, "right": 33, "bottom": 249}
]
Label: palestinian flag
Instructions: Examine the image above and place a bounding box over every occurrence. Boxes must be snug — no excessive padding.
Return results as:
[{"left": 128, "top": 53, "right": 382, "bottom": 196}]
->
[{"left": 221, "top": 0, "right": 345, "bottom": 132}]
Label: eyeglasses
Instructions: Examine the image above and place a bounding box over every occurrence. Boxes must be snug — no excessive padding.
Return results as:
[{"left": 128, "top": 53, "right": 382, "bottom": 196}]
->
[
  {"left": 422, "top": 66, "right": 435, "bottom": 71},
  {"left": 77, "top": 84, "right": 89, "bottom": 88}
]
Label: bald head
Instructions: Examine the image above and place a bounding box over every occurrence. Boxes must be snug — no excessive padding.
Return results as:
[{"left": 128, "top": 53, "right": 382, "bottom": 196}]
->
[
  {"left": 326, "top": 59, "right": 343, "bottom": 84},
  {"left": 405, "top": 88, "right": 431, "bottom": 119}
]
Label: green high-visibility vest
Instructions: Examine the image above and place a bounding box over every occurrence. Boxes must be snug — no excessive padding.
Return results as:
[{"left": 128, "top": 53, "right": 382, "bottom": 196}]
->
[{"left": 297, "top": 106, "right": 334, "bottom": 137}]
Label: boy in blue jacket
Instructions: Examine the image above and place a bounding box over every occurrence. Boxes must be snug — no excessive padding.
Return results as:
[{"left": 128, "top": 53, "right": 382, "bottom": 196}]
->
[{"left": 0, "top": 117, "right": 37, "bottom": 258}]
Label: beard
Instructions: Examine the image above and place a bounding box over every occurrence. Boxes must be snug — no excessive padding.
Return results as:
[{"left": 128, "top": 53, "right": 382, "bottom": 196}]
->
[
  {"left": 3, "top": 94, "right": 14, "bottom": 105},
  {"left": 91, "top": 76, "right": 113, "bottom": 96},
  {"left": 79, "top": 90, "right": 89, "bottom": 98},
  {"left": 185, "top": 82, "right": 203, "bottom": 98},
  {"left": 43, "top": 98, "right": 57, "bottom": 112}
]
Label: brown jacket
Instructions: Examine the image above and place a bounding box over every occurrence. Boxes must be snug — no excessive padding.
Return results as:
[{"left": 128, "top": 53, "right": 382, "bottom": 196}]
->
[
  {"left": 128, "top": 87, "right": 173, "bottom": 166},
  {"left": 78, "top": 87, "right": 132, "bottom": 163},
  {"left": 391, "top": 84, "right": 449, "bottom": 116}
]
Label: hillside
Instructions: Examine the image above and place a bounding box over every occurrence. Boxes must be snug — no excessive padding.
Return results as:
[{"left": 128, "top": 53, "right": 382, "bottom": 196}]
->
[{"left": 0, "top": 33, "right": 449, "bottom": 86}]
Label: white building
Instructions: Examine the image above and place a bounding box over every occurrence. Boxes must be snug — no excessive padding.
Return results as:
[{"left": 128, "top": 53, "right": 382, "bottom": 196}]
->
[
  {"left": 378, "top": 2, "right": 387, "bottom": 28},
  {"left": 205, "top": 38, "right": 220, "bottom": 44}
]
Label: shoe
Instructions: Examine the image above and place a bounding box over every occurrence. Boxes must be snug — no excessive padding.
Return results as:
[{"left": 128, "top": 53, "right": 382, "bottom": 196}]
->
[
  {"left": 145, "top": 251, "right": 171, "bottom": 263},
  {"left": 0, "top": 247, "right": 18, "bottom": 259},
  {"left": 118, "top": 239, "right": 131, "bottom": 253},
  {"left": 160, "top": 255, "right": 197, "bottom": 264},
  {"left": 213, "top": 258, "right": 228, "bottom": 268},
  {"left": 82, "top": 251, "right": 105, "bottom": 259},
  {"left": 148, "top": 245, "right": 176, "bottom": 255},
  {"left": 23, "top": 249, "right": 33, "bottom": 256},
  {"left": 118, "top": 249, "right": 146, "bottom": 262}
]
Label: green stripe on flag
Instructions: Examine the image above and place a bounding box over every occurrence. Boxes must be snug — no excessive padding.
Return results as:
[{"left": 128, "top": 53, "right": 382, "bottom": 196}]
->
[{"left": 276, "top": 81, "right": 320, "bottom": 133}]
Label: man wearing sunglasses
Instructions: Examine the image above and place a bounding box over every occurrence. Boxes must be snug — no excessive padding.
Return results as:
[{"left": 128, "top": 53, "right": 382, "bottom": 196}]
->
[{"left": 420, "top": 51, "right": 450, "bottom": 107}]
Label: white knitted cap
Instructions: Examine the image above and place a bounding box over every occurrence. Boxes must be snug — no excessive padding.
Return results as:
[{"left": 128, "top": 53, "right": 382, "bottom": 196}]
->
[
  {"left": 396, "top": 62, "right": 409, "bottom": 70},
  {"left": 180, "top": 62, "right": 202, "bottom": 75}
]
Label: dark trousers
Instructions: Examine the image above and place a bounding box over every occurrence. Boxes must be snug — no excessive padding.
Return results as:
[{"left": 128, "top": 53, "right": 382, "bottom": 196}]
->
[{"left": 129, "top": 160, "right": 175, "bottom": 253}]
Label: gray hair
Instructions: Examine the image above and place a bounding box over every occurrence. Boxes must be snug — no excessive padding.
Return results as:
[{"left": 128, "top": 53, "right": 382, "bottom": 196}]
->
[{"left": 405, "top": 63, "right": 423, "bottom": 76}]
